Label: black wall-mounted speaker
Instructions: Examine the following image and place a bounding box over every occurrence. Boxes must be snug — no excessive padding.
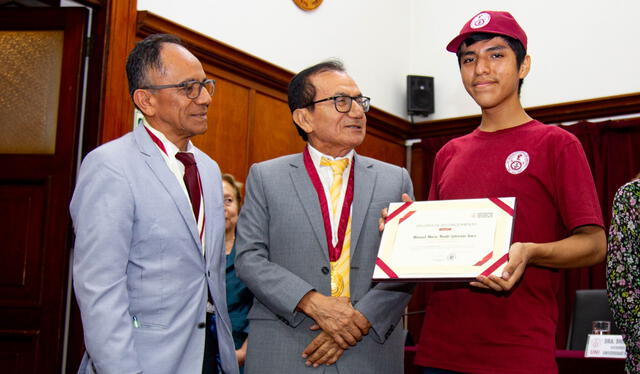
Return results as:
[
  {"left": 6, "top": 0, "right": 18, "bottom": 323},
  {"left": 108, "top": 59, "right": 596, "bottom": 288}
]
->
[{"left": 407, "top": 75, "right": 434, "bottom": 116}]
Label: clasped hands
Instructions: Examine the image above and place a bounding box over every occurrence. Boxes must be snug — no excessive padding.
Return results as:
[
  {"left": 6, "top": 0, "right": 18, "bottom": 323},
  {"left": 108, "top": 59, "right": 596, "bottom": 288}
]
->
[{"left": 297, "top": 291, "right": 371, "bottom": 367}]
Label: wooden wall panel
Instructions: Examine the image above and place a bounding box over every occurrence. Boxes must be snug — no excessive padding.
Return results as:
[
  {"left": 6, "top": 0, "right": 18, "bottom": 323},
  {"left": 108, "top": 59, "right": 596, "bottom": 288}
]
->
[
  {"left": 128, "top": 12, "right": 640, "bottom": 185},
  {"left": 0, "top": 333, "right": 38, "bottom": 374},
  {"left": 356, "top": 131, "right": 405, "bottom": 167},
  {"left": 134, "top": 12, "right": 406, "bottom": 185},
  {"left": 192, "top": 75, "right": 251, "bottom": 180},
  {"left": 0, "top": 183, "right": 46, "bottom": 305},
  {"left": 410, "top": 92, "right": 640, "bottom": 138},
  {"left": 250, "top": 92, "right": 306, "bottom": 165},
  {"left": 409, "top": 146, "right": 427, "bottom": 200},
  {"left": 97, "top": 0, "right": 137, "bottom": 145}
]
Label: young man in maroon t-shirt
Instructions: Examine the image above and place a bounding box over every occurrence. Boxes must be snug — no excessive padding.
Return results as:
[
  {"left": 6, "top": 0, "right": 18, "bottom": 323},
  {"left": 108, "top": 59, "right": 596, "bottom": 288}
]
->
[{"left": 414, "top": 11, "right": 607, "bottom": 374}]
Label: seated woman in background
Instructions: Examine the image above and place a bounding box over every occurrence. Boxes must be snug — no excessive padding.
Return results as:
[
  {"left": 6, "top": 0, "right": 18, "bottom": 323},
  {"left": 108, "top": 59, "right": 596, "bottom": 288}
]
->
[
  {"left": 222, "top": 173, "right": 253, "bottom": 371},
  {"left": 607, "top": 172, "right": 640, "bottom": 374}
]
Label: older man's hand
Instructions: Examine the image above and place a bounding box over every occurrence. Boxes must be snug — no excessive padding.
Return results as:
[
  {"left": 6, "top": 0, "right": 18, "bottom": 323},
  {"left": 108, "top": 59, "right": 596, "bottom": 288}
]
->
[
  {"left": 302, "top": 309, "right": 370, "bottom": 366},
  {"left": 296, "top": 292, "right": 369, "bottom": 349},
  {"left": 301, "top": 330, "right": 344, "bottom": 367}
]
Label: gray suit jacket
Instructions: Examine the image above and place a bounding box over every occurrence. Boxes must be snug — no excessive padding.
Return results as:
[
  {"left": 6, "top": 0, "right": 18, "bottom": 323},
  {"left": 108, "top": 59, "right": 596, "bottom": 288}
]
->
[
  {"left": 235, "top": 151, "right": 414, "bottom": 373},
  {"left": 70, "top": 124, "right": 239, "bottom": 374}
]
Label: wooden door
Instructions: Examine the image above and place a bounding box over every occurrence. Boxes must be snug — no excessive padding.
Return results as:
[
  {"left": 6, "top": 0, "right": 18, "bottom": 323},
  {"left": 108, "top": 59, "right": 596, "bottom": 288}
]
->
[{"left": 0, "top": 7, "right": 87, "bottom": 374}]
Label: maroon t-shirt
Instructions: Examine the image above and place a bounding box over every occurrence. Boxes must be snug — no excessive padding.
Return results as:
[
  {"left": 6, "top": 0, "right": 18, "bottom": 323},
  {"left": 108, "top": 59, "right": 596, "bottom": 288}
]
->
[{"left": 415, "top": 120, "right": 604, "bottom": 374}]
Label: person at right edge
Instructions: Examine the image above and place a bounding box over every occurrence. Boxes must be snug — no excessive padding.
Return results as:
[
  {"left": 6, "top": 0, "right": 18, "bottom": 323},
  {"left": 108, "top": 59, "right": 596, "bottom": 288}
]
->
[
  {"left": 413, "top": 11, "right": 607, "bottom": 374},
  {"left": 607, "top": 172, "right": 640, "bottom": 374}
]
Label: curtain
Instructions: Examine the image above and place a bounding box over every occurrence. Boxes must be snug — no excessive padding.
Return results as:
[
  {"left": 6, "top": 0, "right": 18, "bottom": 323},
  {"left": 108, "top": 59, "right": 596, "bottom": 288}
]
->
[
  {"left": 409, "top": 117, "right": 640, "bottom": 349},
  {"left": 556, "top": 117, "right": 640, "bottom": 347}
]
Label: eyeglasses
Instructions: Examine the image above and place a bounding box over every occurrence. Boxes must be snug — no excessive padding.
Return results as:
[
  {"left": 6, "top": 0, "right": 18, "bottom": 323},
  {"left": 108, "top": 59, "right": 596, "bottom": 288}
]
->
[
  {"left": 306, "top": 95, "right": 371, "bottom": 113},
  {"left": 141, "top": 78, "right": 216, "bottom": 99}
]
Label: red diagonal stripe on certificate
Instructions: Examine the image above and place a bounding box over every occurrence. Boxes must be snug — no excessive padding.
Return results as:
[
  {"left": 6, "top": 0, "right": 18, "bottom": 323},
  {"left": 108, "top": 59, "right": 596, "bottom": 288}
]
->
[
  {"left": 385, "top": 201, "right": 413, "bottom": 223},
  {"left": 375, "top": 258, "right": 398, "bottom": 279},
  {"left": 398, "top": 210, "right": 416, "bottom": 224},
  {"left": 489, "top": 197, "right": 514, "bottom": 216},
  {"left": 473, "top": 251, "right": 493, "bottom": 266},
  {"left": 480, "top": 253, "right": 509, "bottom": 277}
]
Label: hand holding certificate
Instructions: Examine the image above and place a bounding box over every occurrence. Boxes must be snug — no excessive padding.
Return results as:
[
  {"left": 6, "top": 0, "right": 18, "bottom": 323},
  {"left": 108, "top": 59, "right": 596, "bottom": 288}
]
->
[{"left": 374, "top": 197, "right": 516, "bottom": 281}]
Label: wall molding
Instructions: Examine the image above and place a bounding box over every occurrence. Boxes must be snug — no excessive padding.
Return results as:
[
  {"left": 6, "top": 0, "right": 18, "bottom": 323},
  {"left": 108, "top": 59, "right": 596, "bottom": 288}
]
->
[
  {"left": 410, "top": 92, "right": 640, "bottom": 138},
  {"left": 137, "top": 11, "right": 291, "bottom": 93},
  {"left": 136, "top": 12, "right": 639, "bottom": 143},
  {"left": 136, "top": 11, "right": 409, "bottom": 145}
]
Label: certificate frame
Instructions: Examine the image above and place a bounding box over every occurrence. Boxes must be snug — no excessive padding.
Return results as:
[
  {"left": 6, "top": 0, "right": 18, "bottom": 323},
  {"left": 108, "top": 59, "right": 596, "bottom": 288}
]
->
[{"left": 373, "top": 197, "right": 516, "bottom": 282}]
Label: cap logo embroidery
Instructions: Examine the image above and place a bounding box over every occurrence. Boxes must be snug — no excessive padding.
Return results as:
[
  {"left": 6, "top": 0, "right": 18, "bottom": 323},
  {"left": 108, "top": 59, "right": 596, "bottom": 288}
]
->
[
  {"left": 470, "top": 12, "right": 491, "bottom": 29},
  {"left": 505, "top": 151, "right": 529, "bottom": 174}
]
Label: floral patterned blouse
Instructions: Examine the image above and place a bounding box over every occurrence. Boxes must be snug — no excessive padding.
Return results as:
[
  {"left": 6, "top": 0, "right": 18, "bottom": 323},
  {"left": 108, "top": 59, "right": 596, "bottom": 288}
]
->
[{"left": 607, "top": 178, "right": 640, "bottom": 373}]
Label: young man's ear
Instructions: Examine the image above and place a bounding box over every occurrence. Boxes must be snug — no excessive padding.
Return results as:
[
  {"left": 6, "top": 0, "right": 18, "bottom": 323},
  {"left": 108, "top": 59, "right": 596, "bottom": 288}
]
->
[
  {"left": 133, "top": 89, "right": 156, "bottom": 117},
  {"left": 293, "top": 108, "right": 313, "bottom": 135},
  {"left": 518, "top": 55, "right": 531, "bottom": 80}
]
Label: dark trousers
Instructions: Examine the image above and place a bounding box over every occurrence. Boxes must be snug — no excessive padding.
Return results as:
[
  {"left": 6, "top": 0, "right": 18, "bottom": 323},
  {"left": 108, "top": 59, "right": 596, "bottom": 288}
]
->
[{"left": 202, "top": 312, "right": 222, "bottom": 374}]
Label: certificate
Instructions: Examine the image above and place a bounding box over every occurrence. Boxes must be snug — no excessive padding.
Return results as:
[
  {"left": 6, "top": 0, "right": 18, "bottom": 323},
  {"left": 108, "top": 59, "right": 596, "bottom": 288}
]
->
[{"left": 373, "top": 197, "right": 516, "bottom": 281}]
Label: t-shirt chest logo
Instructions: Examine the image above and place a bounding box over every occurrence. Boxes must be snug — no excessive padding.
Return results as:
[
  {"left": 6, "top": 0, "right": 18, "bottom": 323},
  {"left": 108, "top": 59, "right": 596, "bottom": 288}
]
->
[{"left": 505, "top": 151, "right": 530, "bottom": 175}]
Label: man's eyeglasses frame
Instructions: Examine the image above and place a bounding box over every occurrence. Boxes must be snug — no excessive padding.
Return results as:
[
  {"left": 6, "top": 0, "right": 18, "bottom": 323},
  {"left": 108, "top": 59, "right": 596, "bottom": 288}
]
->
[
  {"left": 304, "top": 95, "right": 371, "bottom": 113},
  {"left": 140, "top": 78, "right": 216, "bottom": 99}
]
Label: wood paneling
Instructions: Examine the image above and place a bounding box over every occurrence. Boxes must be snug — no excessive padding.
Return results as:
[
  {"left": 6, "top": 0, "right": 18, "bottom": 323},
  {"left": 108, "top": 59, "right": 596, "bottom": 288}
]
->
[
  {"left": 134, "top": 11, "right": 407, "bottom": 185},
  {"left": 130, "top": 12, "right": 640, "bottom": 197},
  {"left": 407, "top": 93, "right": 640, "bottom": 198},
  {"left": 0, "top": 183, "right": 46, "bottom": 305},
  {"left": 97, "top": 0, "right": 137, "bottom": 144},
  {"left": 367, "top": 106, "right": 411, "bottom": 141},
  {"left": 0, "top": 331, "right": 39, "bottom": 374},
  {"left": 250, "top": 92, "right": 306, "bottom": 164},
  {"left": 357, "top": 131, "right": 405, "bottom": 167},
  {"left": 409, "top": 146, "right": 426, "bottom": 200},
  {"left": 0, "top": 7, "right": 86, "bottom": 374},
  {"left": 192, "top": 76, "right": 251, "bottom": 178},
  {"left": 410, "top": 92, "right": 640, "bottom": 138},
  {"left": 136, "top": 11, "right": 291, "bottom": 94}
]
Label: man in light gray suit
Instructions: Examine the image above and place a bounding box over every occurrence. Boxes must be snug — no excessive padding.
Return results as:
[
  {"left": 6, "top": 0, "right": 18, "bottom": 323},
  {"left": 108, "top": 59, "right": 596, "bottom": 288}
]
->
[
  {"left": 71, "top": 34, "right": 238, "bottom": 374},
  {"left": 235, "top": 61, "right": 414, "bottom": 373}
]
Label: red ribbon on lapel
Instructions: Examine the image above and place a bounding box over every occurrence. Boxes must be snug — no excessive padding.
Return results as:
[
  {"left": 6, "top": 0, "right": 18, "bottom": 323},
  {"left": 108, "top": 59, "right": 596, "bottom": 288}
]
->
[
  {"left": 144, "top": 126, "right": 168, "bottom": 155},
  {"left": 303, "top": 148, "right": 354, "bottom": 262},
  {"left": 144, "top": 125, "right": 206, "bottom": 244}
]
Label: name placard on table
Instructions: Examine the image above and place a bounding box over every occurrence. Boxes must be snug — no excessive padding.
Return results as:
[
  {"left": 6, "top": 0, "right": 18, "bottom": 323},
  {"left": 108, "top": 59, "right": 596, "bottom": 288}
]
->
[
  {"left": 585, "top": 335, "right": 627, "bottom": 359},
  {"left": 374, "top": 197, "right": 516, "bottom": 281}
]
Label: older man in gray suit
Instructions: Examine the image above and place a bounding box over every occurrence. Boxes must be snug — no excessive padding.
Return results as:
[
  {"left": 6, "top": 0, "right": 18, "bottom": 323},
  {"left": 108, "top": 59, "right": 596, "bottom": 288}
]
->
[
  {"left": 235, "top": 61, "right": 414, "bottom": 373},
  {"left": 71, "top": 34, "right": 238, "bottom": 374}
]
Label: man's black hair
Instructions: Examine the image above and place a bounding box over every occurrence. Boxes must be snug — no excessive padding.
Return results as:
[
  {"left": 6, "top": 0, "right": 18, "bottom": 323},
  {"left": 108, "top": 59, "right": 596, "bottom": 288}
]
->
[
  {"left": 456, "top": 33, "right": 527, "bottom": 94},
  {"left": 287, "top": 60, "right": 346, "bottom": 141},
  {"left": 126, "top": 34, "right": 184, "bottom": 99}
]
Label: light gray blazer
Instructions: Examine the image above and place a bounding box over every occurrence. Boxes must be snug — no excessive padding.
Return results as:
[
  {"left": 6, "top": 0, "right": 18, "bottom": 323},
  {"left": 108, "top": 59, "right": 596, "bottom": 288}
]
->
[
  {"left": 235, "top": 152, "right": 414, "bottom": 374},
  {"left": 70, "top": 124, "right": 239, "bottom": 374}
]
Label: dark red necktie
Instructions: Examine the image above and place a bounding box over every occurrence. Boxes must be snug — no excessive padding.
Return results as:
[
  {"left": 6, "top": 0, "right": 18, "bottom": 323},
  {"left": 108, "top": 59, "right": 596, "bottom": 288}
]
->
[{"left": 175, "top": 152, "right": 201, "bottom": 220}]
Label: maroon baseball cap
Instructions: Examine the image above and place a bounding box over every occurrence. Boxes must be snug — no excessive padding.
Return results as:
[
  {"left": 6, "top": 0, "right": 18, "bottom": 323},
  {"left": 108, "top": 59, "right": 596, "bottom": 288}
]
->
[{"left": 446, "top": 11, "right": 527, "bottom": 53}]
